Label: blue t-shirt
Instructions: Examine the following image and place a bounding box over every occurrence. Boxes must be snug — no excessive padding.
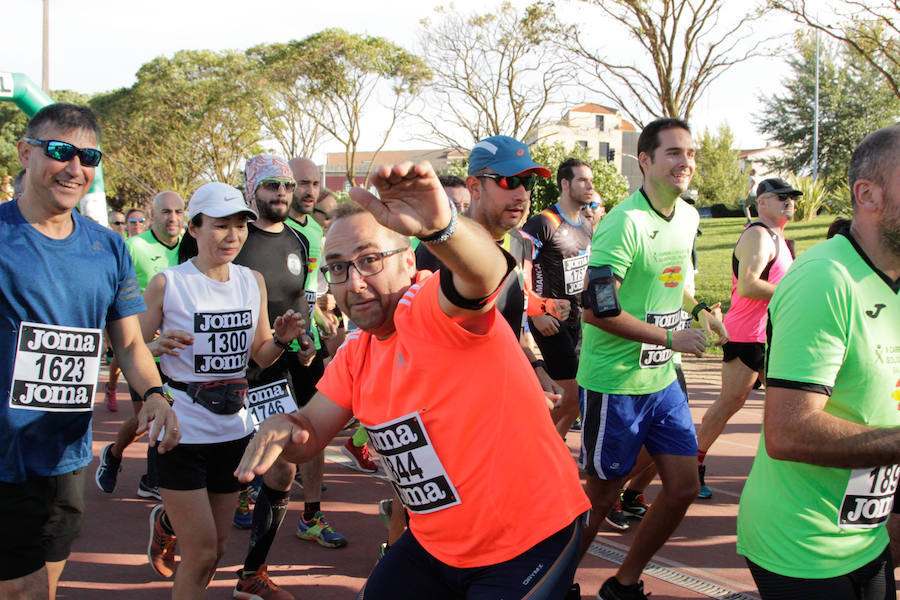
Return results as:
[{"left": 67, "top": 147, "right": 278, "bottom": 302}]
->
[{"left": 0, "top": 201, "right": 145, "bottom": 482}]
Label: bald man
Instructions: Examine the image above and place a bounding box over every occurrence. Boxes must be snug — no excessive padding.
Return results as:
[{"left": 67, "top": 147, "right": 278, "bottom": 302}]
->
[{"left": 95, "top": 191, "right": 185, "bottom": 498}]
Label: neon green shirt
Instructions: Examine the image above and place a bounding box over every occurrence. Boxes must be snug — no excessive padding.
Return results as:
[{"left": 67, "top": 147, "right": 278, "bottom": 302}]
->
[
  {"left": 577, "top": 189, "right": 698, "bottom": 395},
  {"left": 287, "top": 215, "right": 324, "bottom": 350},
  {"left": 737, "top": 232, "right": 900, "bottom": 578},
  {"left": 125, "top": 229, "right": 180, "bottom": 292}
]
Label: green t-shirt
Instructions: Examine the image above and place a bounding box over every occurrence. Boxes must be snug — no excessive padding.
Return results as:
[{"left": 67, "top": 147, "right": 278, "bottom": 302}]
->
[
  {"left": 737, "top": 233, "right": 900, "bottom": 578},
  {"left": 287, "top": 215, "right": 324, "bottom": 350},
  {"left": 577, "top": 189, "right": 698, "bottom": 395},
  {"left": 125, "top": 229, "right": 180, "bottom": 292}
]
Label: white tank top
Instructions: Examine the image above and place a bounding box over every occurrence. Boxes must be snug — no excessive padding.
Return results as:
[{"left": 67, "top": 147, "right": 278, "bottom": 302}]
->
[{"left": 158, "top": 260, "right": 260, "bottom": 443}]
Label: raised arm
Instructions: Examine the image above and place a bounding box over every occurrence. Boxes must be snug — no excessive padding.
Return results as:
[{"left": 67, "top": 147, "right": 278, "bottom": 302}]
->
[{"left": 350, "top": 161, "right": 510, "bottom": 323}]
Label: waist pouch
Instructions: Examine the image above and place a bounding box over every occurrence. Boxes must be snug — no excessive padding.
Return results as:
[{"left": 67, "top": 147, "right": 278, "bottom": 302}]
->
[{"left": 186, "top": 379, "right": 249, "bottom": 415}]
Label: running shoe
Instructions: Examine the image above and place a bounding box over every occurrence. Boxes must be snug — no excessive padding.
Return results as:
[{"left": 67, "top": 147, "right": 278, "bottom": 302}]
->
[
  {"left": 604, "top": 500, "right": 630, "bottom": 531},
  {"left": 148, "top": 504, "right": 177, "bottom": 578},
  {"left": 341, "top": 438, "right": 378, "bottom": 473},
  {"left": 233, "top": 564, "right": 294, "bottom": 600},
  {"left": 138, "top": 473, "right": 162, "bottom": 501},
  {"left": 697, "top": 464, "right": 712, "bottom": 499},
  {"left": 296, "top": 511, "right": 347, "bottom": 548},
  {"left": 233, "top": 487, "right": 253, "bottom": 529},
  {"left": 598, "top": 576, "right": 650, "bottom": 600},
  {"left": 105, "top": 382, "right": 118, "bottom": 412},
  {"left": 377, "top": 498, "right": 393, "bottom": 529},
  {"left": 569, "top": 418, "right": 582, "bottom": 431},
  {"left": 621, "top": 492, "right": 650, "bottom": 519},
  {"left": 95, "top": 443, "right": 121, "bottom": 493}
]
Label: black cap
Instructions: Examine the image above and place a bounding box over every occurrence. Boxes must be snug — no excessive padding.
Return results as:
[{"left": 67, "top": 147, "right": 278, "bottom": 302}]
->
[{"left": 756, "top": 178, "right": 802, "bottom": 197}]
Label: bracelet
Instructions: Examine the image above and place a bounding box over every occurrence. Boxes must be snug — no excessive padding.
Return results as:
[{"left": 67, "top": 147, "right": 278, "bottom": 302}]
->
[
  {"left": 272, "top": 331, "right": 292, "bottom": 351},
  {"left": 691, "top": 302, "right": 711, "bottom": 321},
  {"left": 143, "top": 386, "right": 174, "bottom": 406},
  {"left": 531, "top": 359, "right": 546, "bottom": 370},
  {"left": 665, "top": 329, "right": 673, "bottom": 349},
  {"left": 540, "top": 299, "right": 549, "bottom": 314},
  {"left": 418, "top": 198, "right": 458, "bottom": 245}
]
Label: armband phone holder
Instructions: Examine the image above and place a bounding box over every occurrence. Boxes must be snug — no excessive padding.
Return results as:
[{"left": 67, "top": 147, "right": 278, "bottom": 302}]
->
[{"left": 583, "top": 265, "right": 621, "bottom": 318}]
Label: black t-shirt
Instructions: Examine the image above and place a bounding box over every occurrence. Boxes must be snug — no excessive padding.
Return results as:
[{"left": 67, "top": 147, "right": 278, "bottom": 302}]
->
[
  {"left": 234, "top": 223, "right": 310, "bottom": 325},
  {"left": 414, "top": 229, "right": 532, "bottom": 337},
  {"left": 522, "top": 204, "right": 593, "bottom": 320}
]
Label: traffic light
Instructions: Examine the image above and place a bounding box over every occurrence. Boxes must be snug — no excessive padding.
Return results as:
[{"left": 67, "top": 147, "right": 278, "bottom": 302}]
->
[{"left": 607, "top": 149, "right": 616, "bottom": 162}]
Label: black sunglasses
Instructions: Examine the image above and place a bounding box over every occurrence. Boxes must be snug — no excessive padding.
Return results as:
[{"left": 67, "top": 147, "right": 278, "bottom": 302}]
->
[
  {"left": 25, "top": 137, "right": 103, "bottom": 167},
  {"left": 477, "top": 173, "right": 538, "bottom": 192},
  {"left": 111, "top": 220, "right": 125, "bottom": 226}
]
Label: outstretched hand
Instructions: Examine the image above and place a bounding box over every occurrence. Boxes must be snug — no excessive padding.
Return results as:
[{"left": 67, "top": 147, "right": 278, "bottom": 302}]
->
[{"left": 349, "top": 161, "right": 453, "bottom": 238}]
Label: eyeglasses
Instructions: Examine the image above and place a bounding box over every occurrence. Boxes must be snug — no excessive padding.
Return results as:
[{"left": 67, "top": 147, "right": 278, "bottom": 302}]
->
[
  {"left": 259, "top": 179, "right": 296, "bottom": 193},
  {"left": 583, "top": 201, "right": 599, "bottom": 210},
  {"left": 111, "top": 220, "right": 125, "bottom": 226},
  {"left": 128, "top": 218, "right": 146, "bottom": 224},
  {"left": 322, "top": 248, "right": 407, "bottom": 284},
  {"left": 477, "top": 173, "right": 538, "bottom": 192},
  {"left": 773, "top": 193, "right": 797, "bottom": 202},
  {"left": 24, "top": 137, "right": 102, "bottom": 167}
]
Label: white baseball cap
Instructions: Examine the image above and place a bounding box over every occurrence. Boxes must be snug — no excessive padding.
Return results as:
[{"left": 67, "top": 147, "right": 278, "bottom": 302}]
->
[{"left": 188, "top": 182, "right": 258, "bottom": 221}]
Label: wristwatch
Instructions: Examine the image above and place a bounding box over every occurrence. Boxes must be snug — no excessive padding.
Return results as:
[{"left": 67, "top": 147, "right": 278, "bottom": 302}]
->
[
  {"left": 143, "top": 386, "right": 174, "bottom": 406},
  {"left": 272, "top": 332, "right": 292, "bottom": 351}
]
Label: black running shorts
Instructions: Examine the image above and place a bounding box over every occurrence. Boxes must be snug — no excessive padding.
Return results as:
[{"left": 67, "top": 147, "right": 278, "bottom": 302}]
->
[
  {"left": 746, "top": 545, "right": 895, "bottom": 600},
  {"left": 153, "top": 434, "right": 251, "bottom": 494},
  {"left": 722, "top": 341, "right": 765, "bottom": 373},
  {"left": 0, "top": 468, "right": 86, "bottom": 580},
  {"left": 528, "top": 318, "right": 581, "bottom": 380}
]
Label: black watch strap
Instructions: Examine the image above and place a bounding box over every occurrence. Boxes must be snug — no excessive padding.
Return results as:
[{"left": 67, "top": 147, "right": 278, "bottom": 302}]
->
[
  {"left": 272, "top": 331, "right": 292, "bottom": 350},
  {"left": 691, "top": 302, "right": 711, "bottom": 321},
  {"left": 143, "top": 386, "right": 173, "bottom": 405}
]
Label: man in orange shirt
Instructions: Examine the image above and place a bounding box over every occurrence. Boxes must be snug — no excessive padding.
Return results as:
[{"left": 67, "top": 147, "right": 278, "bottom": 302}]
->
[{"left": 237, "top": 161, "right": 589, "bottom": 599}]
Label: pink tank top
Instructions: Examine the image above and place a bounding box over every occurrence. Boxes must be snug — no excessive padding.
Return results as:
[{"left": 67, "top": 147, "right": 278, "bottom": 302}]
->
[{"left": 722, "top": 223, "right": 793, "bottom": 343}]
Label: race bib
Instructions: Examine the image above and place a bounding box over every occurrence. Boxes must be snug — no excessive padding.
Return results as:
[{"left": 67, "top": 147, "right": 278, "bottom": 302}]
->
[
  {"left": 562, "top": 253, "right": 589, "bottom": 295},
  {"left": 366, "top": 412, "right": 461, "bottom": 514},
  {"left": 247, "top": 379, "right": 299, "bottom": 430},
  {"left": 192, "top": 310, "right": 252, "bottom": 375},
  {"left": 9, "top": 322, "right": 102, "bottom": 412},
  {"left": 839, "top": 465, "right": 899, "bottom": 529},
  {"left": 639, "top": 309, "right": 681, "bottom": 368}
]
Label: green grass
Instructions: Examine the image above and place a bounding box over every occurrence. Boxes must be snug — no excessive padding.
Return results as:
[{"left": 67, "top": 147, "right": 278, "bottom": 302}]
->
[{"left": 694, "top": 215, "right": 835, "bottom": 312}]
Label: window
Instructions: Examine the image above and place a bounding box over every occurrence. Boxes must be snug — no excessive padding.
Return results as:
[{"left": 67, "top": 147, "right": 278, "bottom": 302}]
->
[
  {"left": 577, "top": 140, "right": 588, "bottom": 151},
  {"left": 595, "top": 115, "right": 605, "bottom": 130}
]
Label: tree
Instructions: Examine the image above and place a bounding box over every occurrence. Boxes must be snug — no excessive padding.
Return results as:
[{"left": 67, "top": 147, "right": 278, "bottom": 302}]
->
[
  {"left": 770, "top": 0, "right": 900, "bottom": 99},
  {"left": 261, "top": 29, "right": 430, "bottom": 187},
  {"left": 755, "top": 35, "right": 900, "bottom": 187},
  {"left": 542, "top": 0, "right": 767, "bottom": 126},
  {"left": 528, "top": 142, "right": 628, "bottom": 215},
  {"left": 247, "top": 43, "right": 326, "bottom": 160},
  {"left": 692, "top": 125, "right": 745, "bottom": 207},
  {"left": 416, "top": 2, "right": 573, "bottom": 148},
  {"left": 93, "top": 50, "right": 265, "bottom": 205}
]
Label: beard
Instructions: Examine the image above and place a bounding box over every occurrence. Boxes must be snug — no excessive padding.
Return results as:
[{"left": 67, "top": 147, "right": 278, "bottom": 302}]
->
[{"left": 258, "top": 200, "right": 288, "bottom": 223}]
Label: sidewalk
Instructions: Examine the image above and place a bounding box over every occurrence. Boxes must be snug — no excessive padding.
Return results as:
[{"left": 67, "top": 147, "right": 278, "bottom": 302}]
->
[{"left": 59, "top": 355, "right": 764, "bottom": 599}]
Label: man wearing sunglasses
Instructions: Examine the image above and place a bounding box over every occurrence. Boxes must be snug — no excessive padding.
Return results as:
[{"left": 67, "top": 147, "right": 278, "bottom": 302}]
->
[
  {"left": 237, "top": 160, "right": 590, "bottom": 599},
  {"left": 125, "top": 207, "right": 147, "bottom": 237},
  {"left": 694, "top": 178, "right": 797, "bottom": 500},
  {"left": 1, "top": 104, "right": 179, "bottom": 599},
  {"left": 96, "top": 191, "right": 186, "bottom": 497},
  {"left": 577, "top": 118, "right": 727, "bottom": 600},
  {"left": 524, "top": 158, "right": 596, "bottom": 438},
  {"left": 417, "top": 136, "right": 568, "bottom": 401},
  {"left": 108, "top": 210, "right": 126, "bottom": 237}
]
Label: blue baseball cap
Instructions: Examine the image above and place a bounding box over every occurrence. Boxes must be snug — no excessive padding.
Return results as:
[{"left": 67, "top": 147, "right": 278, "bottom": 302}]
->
[{"left": 467, "top": 135, "right": 551, "bottom": 178}]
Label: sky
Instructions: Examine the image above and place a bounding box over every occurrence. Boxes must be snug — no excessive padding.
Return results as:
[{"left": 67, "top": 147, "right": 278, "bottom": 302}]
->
[{"left": 3, "top": 0, "right": 804, "bottom": 162}]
